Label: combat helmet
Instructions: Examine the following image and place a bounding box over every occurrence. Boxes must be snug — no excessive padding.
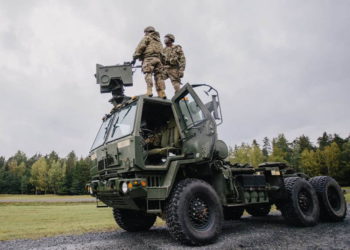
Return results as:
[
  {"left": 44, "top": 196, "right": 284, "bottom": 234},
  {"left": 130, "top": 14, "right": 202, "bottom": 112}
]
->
[
  {"left": 144, "top": 26, "right": 155, "bottom": 33},
  {"left": 165, "top": 33, "right": 175, "bottom": 42}
]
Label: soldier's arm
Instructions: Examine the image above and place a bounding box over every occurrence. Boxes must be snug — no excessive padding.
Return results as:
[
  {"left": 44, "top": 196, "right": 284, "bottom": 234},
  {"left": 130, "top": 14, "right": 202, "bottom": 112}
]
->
[
  {"left": 160, "top": 48, "right": 166, "bottom": 64},
  {"left": 178, "top": 46, "right": 186, "bottom": 72},
  {"left": 133, "top": 36, "right": 149, "bottom": 60}
]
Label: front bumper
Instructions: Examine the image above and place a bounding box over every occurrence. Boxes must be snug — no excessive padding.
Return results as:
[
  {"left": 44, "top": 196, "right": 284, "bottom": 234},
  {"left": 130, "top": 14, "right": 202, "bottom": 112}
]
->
[{"left": 90, "top": 178, "right": 148, "bottom": 210}]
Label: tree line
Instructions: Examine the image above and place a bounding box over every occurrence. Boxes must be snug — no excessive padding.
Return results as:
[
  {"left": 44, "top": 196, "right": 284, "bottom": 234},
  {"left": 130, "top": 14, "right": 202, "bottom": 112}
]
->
[
  {"left": 0, "top": 151, "right": 91, "bottom": 194},
  {"left": 1, "top": 131, "right": 349, "bottom": 194},
  {"left": 228, "top": 132, "right": 350, "bottom": 186}
]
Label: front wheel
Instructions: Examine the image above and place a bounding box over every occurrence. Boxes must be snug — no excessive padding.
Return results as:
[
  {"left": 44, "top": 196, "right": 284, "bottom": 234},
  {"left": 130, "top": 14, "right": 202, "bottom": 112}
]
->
[
  {"left": 165, "top": 178, "right": 223, "bottom": 246},
  {"left": 113, "top": 208, "right": 156, "bottom": 232}
]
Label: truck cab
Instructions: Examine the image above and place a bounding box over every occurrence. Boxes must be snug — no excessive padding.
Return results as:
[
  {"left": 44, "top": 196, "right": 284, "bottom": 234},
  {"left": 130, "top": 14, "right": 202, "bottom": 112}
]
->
[{"left": 89, "top": 83, "right": 225, "bottom": 211}]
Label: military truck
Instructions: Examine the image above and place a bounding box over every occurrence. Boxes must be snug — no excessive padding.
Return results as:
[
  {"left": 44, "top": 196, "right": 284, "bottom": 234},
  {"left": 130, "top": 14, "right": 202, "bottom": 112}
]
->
[{"left": 87, "top": 63, "right": 347, "bottom": 246}]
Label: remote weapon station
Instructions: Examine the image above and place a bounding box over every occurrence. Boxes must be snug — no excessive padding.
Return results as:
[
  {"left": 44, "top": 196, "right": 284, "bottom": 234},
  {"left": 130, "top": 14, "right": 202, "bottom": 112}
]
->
[{"left": 88, "top": 63, "right": 347, "bottom": 246}]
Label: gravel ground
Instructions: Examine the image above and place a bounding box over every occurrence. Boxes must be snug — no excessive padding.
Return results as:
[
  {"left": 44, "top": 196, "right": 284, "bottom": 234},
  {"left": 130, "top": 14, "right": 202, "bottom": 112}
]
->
[{"left": 1, "top": 205, "right": 349, "bottom": 250}]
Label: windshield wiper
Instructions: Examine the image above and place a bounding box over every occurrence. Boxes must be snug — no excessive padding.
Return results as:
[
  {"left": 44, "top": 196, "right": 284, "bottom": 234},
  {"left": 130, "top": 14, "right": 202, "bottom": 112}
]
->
[
  {"left": 104, "top": 118, "right": 114, "bottom": 140},
  {"left": 121, "top": 106, "right": 132, "bottom": 120},
  {"left": 111, "top": 116, "right": 120, "bottom": 138}
]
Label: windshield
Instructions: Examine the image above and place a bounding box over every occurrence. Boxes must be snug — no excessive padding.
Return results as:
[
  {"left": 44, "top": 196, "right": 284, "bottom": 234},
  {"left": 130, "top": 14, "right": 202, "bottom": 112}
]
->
[
  {"left": 178, "top": 92, "right": 206, "bottom": 128},
  {"left": 107, "top": 103, "right": 137, "bottom": 142},
  {"left": 90, "top": 114, "right": 114, "bottom": 151}
]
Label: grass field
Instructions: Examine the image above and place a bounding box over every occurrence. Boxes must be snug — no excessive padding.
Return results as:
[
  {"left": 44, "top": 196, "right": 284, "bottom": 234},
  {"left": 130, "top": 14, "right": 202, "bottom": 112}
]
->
[
  {"left": 0, "top": 191, "right": 349, "bottom": 242},
  {"left": 0, "top": 194, "right": 167, "bottom": 241},
  {"left": 0, "top": 203, "right": 116, "bottom": 241},
  {"left": 0, "top": 194, "right": 92, "bottom": 200}
]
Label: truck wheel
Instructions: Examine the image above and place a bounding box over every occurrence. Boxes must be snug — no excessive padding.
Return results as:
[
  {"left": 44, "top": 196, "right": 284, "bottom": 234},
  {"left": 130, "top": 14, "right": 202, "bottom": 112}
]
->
[
  {"left": 281, "top": 177, "right": 319, "bottom": 226},
  {"left": 112, "top": 208, "right": 156, "bottom": 232},
  {"left": 309, "top": 176, "right": 347, "bottom": 222},
  {"left": 165, "top": 178, "right": 223, "bottom": 245},
  {"left": 223, "top": 206, "right": 244, "bottom": 220},
  {"left": 246, "top": 204, "right": 271, "bottom": 217}
]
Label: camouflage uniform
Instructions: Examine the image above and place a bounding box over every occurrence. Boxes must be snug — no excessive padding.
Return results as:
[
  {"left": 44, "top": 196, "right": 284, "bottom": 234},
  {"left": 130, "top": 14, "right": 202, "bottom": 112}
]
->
[
  {"left": 163, "top": 44, "right": 186, "bottom": 93},
  {"left": 133, "top": 31, "right": 166, "bottom": 98}
]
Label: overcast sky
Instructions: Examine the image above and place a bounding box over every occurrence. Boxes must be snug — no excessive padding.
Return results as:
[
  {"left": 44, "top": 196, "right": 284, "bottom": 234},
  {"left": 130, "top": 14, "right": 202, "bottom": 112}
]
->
[{"left": 0, "top": 0, "right": 349, "bottom": 158}]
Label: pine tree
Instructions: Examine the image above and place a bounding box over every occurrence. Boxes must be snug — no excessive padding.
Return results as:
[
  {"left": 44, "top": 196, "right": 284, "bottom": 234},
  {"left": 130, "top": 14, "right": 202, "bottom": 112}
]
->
[
  {"left": 290, "top": 135, "right": 314, "bottom": 170},
  {"left": 62, "top": 151, "right": 77, "bottom": 194},
  {"left": 0, "top": 156, "right": 5, "bottom": 169},
  {"left": 317, "top": 132, "right": 332, "bottom": 150},
  {"left": 262, "top": 137, "right": 271, "bottom": 160},
  {"left": 268, "top": 137, "right": 288, "bottom": 163}
]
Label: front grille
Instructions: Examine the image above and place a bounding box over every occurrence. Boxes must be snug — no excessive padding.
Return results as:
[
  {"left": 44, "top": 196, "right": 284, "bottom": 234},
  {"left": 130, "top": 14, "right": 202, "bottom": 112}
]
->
[
  {"left": 99, "top": 195, "right": 128, "bottom": 207},
  {"left": 147, "top": 176, "right": 162, "bottom": 187},
  {"left": 98, "top": 155, "right": 119, "bottom": 172}
]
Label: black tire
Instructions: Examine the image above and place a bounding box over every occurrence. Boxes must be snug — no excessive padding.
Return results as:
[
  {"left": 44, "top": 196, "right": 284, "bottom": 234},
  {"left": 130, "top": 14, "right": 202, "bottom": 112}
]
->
[
  {"left": 165, "top": 178, "right": 223, "bottom": 246},
  {"left": 113, "top": 208, "right": 156, "bottom": 232},
  {"left": 281, "top": 177, "right": 320, "bottom": 226},
  {"left": 223, "top": 206, "right": 244, "bottom": 220},
  {"left": 309, "top": 176, "right": 347, "bottom": 222},
  {"left": 246, "top": 204, "right": 271, "bottom": 217}
]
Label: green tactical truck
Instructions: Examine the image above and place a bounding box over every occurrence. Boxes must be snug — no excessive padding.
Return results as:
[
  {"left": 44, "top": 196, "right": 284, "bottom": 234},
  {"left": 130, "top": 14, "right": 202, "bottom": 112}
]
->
[{"left": 87, "top": 63, "right": 347, "bottom": 246}]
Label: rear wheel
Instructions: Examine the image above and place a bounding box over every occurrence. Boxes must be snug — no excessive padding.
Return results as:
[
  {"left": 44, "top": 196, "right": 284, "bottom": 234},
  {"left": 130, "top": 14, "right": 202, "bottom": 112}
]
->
[
  {"left": 246, "top": 204, "right": 271, "bottom": 217},
  {"left": 281, "top": 177, "right": 319, "bottom": 226},
  {"left": 166, "top": 178, "right": 223, "bottom": 246},
  {"left": 309, "top": 176, "right": 347, "bottom": 222},
  {"left": 223, "top": 206, "right": 244, "bottom": 220},
  {"left": 113, "top": 208, "right": 156, "bottom": 232}
]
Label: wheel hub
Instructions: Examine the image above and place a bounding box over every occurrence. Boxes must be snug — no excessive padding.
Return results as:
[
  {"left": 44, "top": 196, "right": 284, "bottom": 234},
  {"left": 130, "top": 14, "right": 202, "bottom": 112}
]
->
[
  {"left": 298, "top": 190, "right": 312, "bottom": 213},
  {"left": 188, "top": 197, "right": 210, "bottom": 229}
]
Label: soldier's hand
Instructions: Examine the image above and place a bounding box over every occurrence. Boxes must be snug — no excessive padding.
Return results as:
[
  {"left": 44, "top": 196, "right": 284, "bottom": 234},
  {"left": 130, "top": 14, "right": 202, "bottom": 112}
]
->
[{"left": 179, "top": 71, "right": 184, "bottom": 78}]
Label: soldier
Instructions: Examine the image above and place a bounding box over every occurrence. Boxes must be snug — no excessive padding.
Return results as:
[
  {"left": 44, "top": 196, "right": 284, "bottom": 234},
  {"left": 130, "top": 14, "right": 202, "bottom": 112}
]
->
[
  {"left": 162, "top": 34, "right": 186, "bottom": 93},
  {"left": 132, "top": 26, "right": 166, "bottom": 99}
]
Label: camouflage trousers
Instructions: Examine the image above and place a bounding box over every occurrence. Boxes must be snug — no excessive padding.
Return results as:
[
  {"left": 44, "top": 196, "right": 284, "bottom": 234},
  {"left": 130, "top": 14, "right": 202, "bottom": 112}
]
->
[
  {"left": 142, "top": 57, "right": 165, "bottom": 91},
  {"left": 163, "top": 67, "right": 182, "bottom": 92}
]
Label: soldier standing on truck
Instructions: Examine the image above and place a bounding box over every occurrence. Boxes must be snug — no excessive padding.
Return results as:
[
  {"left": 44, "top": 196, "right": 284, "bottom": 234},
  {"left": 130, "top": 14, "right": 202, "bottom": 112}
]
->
[
  {"left": 132, "top": 26, "right": 166, "bottom": 99},
  {"left": 162, "top": 34, "right": 186, "bottom": 93}
]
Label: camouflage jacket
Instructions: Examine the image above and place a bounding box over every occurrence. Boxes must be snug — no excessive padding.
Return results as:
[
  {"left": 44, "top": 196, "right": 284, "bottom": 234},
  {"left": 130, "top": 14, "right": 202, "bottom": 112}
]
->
[
  {"left": 163, "top": 45, "right": 186, "bottom": 71},
  {"left": 133, "top": 32, "right": 163, "bottom": 60}
]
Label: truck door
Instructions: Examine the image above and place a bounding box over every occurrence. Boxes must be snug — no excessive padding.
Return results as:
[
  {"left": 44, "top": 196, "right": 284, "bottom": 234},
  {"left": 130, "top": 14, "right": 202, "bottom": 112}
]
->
[{"left": 171, "top": 83, "right": 217, "bottom": 160}]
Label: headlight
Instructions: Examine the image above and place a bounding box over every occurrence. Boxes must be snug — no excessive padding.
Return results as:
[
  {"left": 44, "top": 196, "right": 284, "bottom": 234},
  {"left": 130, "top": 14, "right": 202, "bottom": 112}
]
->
[{"left": 121, "top": 182, "right": 128, "bottom": 194}]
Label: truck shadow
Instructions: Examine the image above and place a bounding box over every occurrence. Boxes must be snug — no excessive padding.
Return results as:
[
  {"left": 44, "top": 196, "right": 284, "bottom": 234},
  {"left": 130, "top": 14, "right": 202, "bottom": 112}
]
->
[{"left": 112, "top": 213, "right": 289, "bottom": 248}]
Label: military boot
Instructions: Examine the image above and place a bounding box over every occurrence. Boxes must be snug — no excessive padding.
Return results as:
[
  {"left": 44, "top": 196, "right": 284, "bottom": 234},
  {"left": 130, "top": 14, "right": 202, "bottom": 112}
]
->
[
  {"left": 158, "top": 90, "right": 167, "bottom": 99},
  {"left": 146, "top": 87, "right": 153, "bottom": 97}
]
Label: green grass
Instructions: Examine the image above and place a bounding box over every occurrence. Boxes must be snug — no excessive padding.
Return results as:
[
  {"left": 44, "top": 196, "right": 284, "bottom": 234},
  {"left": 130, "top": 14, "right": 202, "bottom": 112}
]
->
[
  {"left": 0, "top": 202, "right": 164, "bottom": 241},
  {"left": 0, "top": 191, "right": 348, "bottom": 242},
  {"left": 0, "top": 194, "right": 92, "bottom": 200},
  {"left": 0, "top": 203, "right": 115, "bottom": 241}
]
